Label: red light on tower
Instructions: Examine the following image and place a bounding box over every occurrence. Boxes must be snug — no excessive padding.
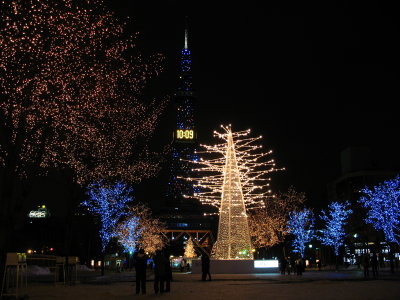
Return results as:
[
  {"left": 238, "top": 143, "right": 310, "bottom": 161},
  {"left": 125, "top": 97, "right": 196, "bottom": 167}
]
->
[{"left": 50, "top": 248, "right": 54, "bottom": 251}]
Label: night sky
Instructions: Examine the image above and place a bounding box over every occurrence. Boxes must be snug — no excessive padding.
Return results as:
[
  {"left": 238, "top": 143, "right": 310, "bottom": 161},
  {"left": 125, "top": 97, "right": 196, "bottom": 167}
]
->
[{"left": 63, "top": 1, "right": 397, "bottom": 211}]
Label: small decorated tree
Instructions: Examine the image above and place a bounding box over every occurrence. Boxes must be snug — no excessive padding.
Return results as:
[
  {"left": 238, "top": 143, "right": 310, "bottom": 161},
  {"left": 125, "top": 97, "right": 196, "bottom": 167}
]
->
[
  {"left": 249, "top": 187, "right": 306, "bottom": 253},
  {"left": 117, "top": 204, "right": 166, "bottom": 255},
  {"left": 359, "top": 175, "right": 400, "bottom": 273},
  {"left": 319, "top": 201, "right": 352, "bottom": 268},
  {"left": 83, "top": 181, "right": 133, "bottom": 274},
  {"left": 287, "top": 208, "right": 315, "bottom": 258},
  {"left": 184, "top": 237, "right": 196, "bottom": 258},
  {"left": 359, "top": 175, "right": 400, "bottom": 245}
]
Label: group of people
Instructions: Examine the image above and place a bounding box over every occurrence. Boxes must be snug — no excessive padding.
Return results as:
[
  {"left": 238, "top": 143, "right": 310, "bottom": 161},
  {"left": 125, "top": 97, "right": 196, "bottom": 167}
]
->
[
  {"left": 134, "top": 248, "right": 172, "bottom": 295},
  {"left": 362, "top": 252, "right": 379, "bottom": 279},
  {"left": 180, "top": 258, "right": 191, "bottom": 272},
  {"left": 279, "top": 256, "right": 305, "bottom": 276},
  {"left": 134, "top": 249, "right": 212, "bottom": 295}
]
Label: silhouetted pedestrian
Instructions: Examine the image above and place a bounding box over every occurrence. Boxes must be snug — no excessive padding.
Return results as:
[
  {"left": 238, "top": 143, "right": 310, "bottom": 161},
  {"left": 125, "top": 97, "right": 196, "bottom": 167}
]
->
[
  {"left": 295, "top": 257, "right": 303, "bottom": 276},
  {"left": 379, "top": 253, "right": 384, "bottom": 268},
  {"left": 165, "top": 251, "right": 172, "bottom": 292},
  {"left": 356, "top": 255, "right": 361, "bottom": 269},
  {"left": 363, "top": 253, "right": 370, "bottom": 279},
  {"left": 201, "top": 254, "right": 211, "bottom": 281},
  {"left": 371, "top": 252, "right": 378, "bottom": 278},
  {"left": 389, "top": 252, "right": 395, "bottom": 274},
  {"left": 317, "top": 260, "right": 322, "bottom": 271},
  {"left": 180, "top": 258, "right": 186, "bottom": 272},
  {"left": 290, "top": 256, "right": 296, "bottom": 274},
  {"left": 134, "top": 249, "right": 148, "bottom": 295},
  {"left": 153, "top": 250, "right": 168, "bottom": 294},
  {"left": 280, "top": 256, "right": 287, "bottom": 275}
]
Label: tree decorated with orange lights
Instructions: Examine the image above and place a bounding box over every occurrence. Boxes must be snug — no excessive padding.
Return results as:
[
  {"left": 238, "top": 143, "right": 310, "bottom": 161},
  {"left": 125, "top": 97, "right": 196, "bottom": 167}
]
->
[
  {"left": 117, "top": 204, "right": 167, "bottom": 255},
  {"left": 0, "top": 0, "right": 164, "bottom": 186},
  {"left": 185, "top": 125, "right": 282, "bottom": 259},
  {"left": 184, "top": 237, "right": 196, "bottom": 258},
  {"left": 0, "top": 0, "right": 165, "bottom": 280},
  {"left": 248, "top": 187, "right": 306, "bottom": 250}
]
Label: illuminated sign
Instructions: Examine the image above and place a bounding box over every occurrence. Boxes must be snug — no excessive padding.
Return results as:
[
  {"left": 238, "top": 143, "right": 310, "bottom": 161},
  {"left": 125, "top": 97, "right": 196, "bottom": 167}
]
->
[
  {"left": 28, "top": 205, "right": 49, "bottom": 218},
  {"left": 29, "top": 211, "right": 46, "bottom": 218},
  {"left": 176, "top": 129, "right": 194, "bottom": 140},
  {"left": 254, "top": 260, "right": 279, "bottom": 268}
]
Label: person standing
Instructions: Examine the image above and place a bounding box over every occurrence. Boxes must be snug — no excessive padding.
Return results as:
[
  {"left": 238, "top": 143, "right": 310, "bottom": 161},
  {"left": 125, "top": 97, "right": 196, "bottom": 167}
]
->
[
  {"left": 280, "top": 256, "right": 287, "bottom": 275},
  {"left": 371, "top": 252, "right": 378, "bottom": 278},
  {"left": 317, "top": 259, "right": 322, "bottom": 271},
  {"left": 153, "top": 249, "right": 168, "bottom": 294},
  {"left": 290, "top": 256, "right": 296, "bottom": 274},
  {"left": 295, "top": 257, "right": 303, "bottom": 276},
  {"left": 182, "top": 258, "right": 188, "bottom": 272},
  {"left": 165, "top": 251, "right": 172, "bottom": 292},
  {"left": 134, "top": 249, "right": 148, "bottom": 295},
  {"left": 201, "top": 254, "right": 211, "bottom": 281},
  {"left": 363, "top": 253, "right": 370, "bottom": 279}
]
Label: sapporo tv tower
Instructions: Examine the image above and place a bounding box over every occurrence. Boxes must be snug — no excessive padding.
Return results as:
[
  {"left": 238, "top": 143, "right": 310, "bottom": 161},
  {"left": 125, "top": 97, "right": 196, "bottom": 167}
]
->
[{"left": 165, "top": 23, "right": 200, "bottom": 212}]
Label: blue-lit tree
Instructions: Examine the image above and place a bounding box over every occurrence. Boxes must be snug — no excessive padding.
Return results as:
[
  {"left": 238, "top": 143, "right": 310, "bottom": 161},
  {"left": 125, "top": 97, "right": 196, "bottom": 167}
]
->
[
  {"left": 287, "top": 209, "right": 315, "bottom": 257},
  {"left": 117, "top": 216, "right": 141, "bottom": 254},
  {"left": 319, "top": 201, "right": 352, "bottom": 268},
  {"left": 117, "top": 203, "right": 166, "bottom": 255},
  {"left": 359, "top": 175, "right": 400, "bottom": 245},
  {"left": 83, "top": 181, "right": 134, "bottom": 252}
]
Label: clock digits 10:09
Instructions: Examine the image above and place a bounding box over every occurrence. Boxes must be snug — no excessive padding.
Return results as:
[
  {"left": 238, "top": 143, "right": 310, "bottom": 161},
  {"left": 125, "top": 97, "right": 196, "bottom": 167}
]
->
[{"left": 176, "top": 129, "right": 194, "bottom": 139}]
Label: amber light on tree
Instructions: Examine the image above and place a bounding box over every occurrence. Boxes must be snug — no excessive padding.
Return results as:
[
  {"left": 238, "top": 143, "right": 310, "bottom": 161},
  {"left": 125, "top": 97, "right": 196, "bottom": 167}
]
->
[
  {"left": 117, "top": 204, "right": 167, "bottom": 255},
  {"left": 184, "top": 237, "right": 196, "bottom": 258},
  {"left": 0, "top": 0, "right": 166, "bottom": 282},
  {"left": 185, "top": 125, "right": 282, "bottom": 259},
  {"left": 248, "top": 187, "right": 306, "bottom": 250},
  {"left": 0, "top": 0, "right": 165, "bottom": 186}
]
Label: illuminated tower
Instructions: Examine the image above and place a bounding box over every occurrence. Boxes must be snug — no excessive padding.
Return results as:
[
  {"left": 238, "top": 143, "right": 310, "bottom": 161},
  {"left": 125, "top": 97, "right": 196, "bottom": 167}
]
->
[
  {"left": 214, "top": 130, "right": 253, "bottom": 259},
  {"left": 184, "top": 125, "right": 281, "bottom": 259},
  {"left": 166, "top": 25, "right": 198, "bottom": 211}
]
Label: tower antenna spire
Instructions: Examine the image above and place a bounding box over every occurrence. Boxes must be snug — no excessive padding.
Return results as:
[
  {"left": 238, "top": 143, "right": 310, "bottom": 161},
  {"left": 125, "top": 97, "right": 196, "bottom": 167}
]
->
[{"left": 184, "top": 16, "right": 188, "bottom": 49}]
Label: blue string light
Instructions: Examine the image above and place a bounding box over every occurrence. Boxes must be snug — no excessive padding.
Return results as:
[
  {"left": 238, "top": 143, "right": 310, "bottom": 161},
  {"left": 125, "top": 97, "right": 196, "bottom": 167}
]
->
[
  {"left": 319, "top": 201, "right": 352, "bottom": 255},
  {"left": 287, "top": 209, "right": 315, "bottom": 257},
  {"left": 118, "top": 216, "right": 141, "bottom": 253},
  {"left": 82, "top": 181, "right": 134, "bottom": 252},
  {"left": 359, "top": 175, "right": 400, "bottom": 245}
]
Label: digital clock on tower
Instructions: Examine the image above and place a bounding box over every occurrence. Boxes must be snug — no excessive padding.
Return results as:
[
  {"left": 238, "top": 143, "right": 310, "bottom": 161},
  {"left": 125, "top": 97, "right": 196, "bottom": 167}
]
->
[{"left": 175, "top": 129, "right": 195, "bottom": 141}]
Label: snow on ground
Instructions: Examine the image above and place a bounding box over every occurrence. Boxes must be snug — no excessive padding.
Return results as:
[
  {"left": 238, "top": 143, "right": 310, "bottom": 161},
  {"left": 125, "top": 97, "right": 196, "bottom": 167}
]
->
[
  {"left": 27, "top": 265, "right": 51, "bottom": 276},
  {"left": 15, "top": 268, "right": 400, "bottom": 300}
]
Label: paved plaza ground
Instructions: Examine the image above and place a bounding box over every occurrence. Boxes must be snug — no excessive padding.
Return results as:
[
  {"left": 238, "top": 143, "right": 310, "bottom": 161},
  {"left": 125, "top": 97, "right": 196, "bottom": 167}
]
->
[{"left": 9, "top": 266, "right": 399, "bottom": 300}]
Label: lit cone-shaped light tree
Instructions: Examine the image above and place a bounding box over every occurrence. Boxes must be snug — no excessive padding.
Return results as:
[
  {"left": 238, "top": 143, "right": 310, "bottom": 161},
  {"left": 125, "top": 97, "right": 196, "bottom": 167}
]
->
[
  {"left": 184, "top": 237, "right": 196, "bottom": 258},
  {"left": 185, "top": 125, "right": 281, "bottom": 260}
]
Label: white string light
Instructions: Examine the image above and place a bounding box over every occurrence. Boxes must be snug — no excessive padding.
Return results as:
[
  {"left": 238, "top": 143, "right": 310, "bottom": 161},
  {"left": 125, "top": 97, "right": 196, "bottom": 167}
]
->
[{"left": 184, "top": 125, "right": 283, "bottom": 259}]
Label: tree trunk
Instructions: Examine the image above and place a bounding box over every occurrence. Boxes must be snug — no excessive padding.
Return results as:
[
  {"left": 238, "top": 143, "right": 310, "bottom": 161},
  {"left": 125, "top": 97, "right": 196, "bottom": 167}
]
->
[
  {"left": 0, "top": 159, "right": 20, "bottom": 290},
  {"left": 389, "top": 243, "right": 395, "bottom": 274},
  {"left": 101, "top": 253, "right": 105, "bottom": 276},
  {"left": 335, "top": 254, "right": 338, "bottom": 271},
  {"left": 62, "top": 170, "right": 82, "bottom": 284}
]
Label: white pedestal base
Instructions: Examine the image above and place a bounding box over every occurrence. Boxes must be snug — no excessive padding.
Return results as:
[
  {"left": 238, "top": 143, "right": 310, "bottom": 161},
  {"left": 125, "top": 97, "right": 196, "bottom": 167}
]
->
[{"left": 191, "top": 259, "right": 279, "bottom": 274}]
